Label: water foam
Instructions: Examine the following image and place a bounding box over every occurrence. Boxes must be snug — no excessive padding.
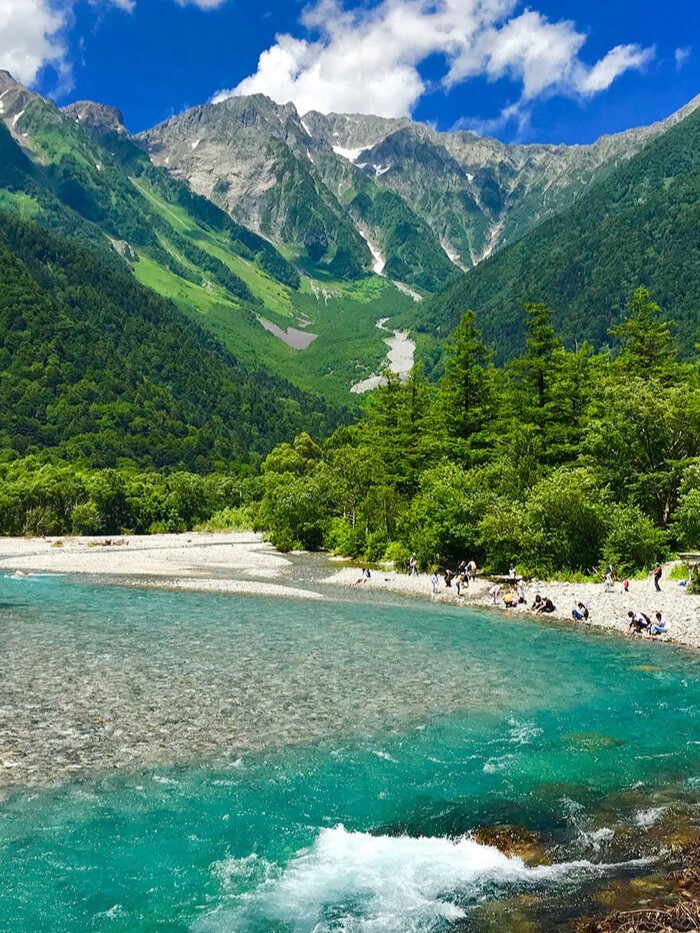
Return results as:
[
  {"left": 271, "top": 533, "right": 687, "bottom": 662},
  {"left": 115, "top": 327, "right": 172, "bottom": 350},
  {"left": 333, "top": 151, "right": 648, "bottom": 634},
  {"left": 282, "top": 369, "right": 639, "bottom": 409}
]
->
[{"left": 198, "top": 825, "right": 636, "bottom": 932}]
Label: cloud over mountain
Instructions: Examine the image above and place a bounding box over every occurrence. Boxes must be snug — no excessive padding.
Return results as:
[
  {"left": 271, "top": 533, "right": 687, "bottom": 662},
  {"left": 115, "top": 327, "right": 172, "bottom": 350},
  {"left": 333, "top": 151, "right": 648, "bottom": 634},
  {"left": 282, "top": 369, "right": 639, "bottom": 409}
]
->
[{"left": 214, "top": 0, "right": 654, "bottom": 119}]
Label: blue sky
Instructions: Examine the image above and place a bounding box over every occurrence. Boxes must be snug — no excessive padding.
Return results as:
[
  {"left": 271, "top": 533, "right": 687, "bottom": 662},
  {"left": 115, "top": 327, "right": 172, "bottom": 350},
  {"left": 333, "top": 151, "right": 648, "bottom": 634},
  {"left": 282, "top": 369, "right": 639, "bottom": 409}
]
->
[{"left": 6, "top": 0, "right": 699, "bottom": 143}]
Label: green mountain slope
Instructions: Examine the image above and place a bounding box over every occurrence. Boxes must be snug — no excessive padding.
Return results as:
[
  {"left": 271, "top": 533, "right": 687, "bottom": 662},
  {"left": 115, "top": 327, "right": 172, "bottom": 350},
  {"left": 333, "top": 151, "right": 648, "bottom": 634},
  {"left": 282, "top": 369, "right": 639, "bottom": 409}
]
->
[
  {"left": 0, "top": 210, "right": 342, "bottom": 470},
  {"left": 421, "top": 105, "right": 700, "bottom": 362},
  {"left": 0, "top": 75, "right": 417, "bottom": 403}
]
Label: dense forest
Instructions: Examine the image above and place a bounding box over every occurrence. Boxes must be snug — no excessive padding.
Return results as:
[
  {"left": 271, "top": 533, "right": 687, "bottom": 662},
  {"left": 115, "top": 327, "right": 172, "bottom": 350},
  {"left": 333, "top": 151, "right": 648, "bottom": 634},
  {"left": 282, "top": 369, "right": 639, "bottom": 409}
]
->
[
  {"left": 246, "top": 290, "right": 700, "bottom": 576},
  {"left": 420, "top": 105, "right": 700, "bottom": 363},
  {"left": 0, "top": 211, "right": 343, "bottom": 477}
]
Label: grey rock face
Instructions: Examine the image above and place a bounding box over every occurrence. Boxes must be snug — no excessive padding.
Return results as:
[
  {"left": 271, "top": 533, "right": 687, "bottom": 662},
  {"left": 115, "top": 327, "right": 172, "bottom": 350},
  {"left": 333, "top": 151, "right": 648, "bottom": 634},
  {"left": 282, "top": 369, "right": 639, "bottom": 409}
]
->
[
  {"left": 63, "top": 101, "right": 127, "bottom": 135},
  {"left": 139, "top": 92, "right": 700, "bottom": 278}
]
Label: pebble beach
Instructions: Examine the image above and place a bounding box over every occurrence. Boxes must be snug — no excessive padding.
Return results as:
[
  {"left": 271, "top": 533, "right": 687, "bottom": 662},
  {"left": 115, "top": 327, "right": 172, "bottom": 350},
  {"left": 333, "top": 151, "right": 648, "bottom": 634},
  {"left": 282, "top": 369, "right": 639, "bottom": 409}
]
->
[
  {"left": 1, "top": 532, "right": 699, "bottom": 649},
  {"left": 324, "top": 565, "right": 700, "bottom": 650}
]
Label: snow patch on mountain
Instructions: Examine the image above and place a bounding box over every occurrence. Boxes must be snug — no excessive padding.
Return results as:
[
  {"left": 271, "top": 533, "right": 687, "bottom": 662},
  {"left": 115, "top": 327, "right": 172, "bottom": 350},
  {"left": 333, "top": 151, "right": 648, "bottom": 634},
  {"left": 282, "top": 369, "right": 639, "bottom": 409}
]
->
[
  {"left": 332, "top": 145, "right": 367, "bottom": 163},
  {"left": 356, "top": 226, "right": 385, "bottom": 275}
]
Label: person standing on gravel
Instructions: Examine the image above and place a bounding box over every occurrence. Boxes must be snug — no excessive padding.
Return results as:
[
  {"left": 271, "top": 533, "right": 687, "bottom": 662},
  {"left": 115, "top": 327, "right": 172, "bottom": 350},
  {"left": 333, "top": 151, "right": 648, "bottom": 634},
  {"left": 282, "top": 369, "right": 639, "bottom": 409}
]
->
[{"left": 650, "top": 562, "right": 662, "bottom": 592}]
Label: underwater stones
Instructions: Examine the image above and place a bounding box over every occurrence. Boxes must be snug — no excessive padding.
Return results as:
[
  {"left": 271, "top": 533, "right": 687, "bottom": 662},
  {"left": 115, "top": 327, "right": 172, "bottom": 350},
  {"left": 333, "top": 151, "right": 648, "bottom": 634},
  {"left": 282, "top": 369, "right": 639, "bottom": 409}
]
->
[{"left": 561, "top": 732, "right": 625, "bottom": 753}]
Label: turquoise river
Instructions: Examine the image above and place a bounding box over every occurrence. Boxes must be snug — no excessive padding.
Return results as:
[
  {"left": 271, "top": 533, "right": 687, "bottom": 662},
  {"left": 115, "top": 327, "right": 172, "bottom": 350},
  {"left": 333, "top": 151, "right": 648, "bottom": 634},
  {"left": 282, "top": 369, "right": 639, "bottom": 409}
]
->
[{"left": 1, "top": 570, "right": 700, "bottom": 931}]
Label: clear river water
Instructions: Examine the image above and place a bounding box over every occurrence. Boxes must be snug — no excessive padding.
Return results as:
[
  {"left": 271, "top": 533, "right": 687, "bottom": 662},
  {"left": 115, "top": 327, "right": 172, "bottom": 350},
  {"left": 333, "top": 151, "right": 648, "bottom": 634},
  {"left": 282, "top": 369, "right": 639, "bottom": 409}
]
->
[{"left": 1, "top": 571, "right": 699, "bottom": 931}]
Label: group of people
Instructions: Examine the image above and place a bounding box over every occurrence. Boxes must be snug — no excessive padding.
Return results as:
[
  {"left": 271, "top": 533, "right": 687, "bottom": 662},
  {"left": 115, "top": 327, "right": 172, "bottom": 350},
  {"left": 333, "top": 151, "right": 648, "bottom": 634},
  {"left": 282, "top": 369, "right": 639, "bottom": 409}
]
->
[
  {"left": 626, "top": 610, "right": 668, "bottom": 637},
  {"left": 428, "top": 559, "right": 478, "bottom": 595},
  {"left": 407, "top": 554, "right": 677, "bottom": 641}
]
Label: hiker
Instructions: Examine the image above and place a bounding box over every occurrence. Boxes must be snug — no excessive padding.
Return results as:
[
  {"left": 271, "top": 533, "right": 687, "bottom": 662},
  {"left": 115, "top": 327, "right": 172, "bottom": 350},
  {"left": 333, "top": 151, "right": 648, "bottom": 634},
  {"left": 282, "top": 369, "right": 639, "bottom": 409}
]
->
[
  {"left": 488, "top": 583, "right": 502, "bottom": 606},
  {"left": 604, "top": 568, "right": 614, "bottom": 592},
  {"left": 535, "top": 596, "right": 556, "bottom": 614},
  {"left": 444, "top": 569, "right": 454, "bottom": 588},
  {"left": 623, "top": 577, "right": 630, "bottom": 594},
  {"left": 353, "top": 568, "right": 371, "bottom": 586},
  {"left": 431, "top": 572, "right": 439, "bottom": 595},
  {"left": 517, "top": 578, "right": 527, "bottom": 604},
  {"left": 650, "top": 562, "right": 662, "bottom": 592}
]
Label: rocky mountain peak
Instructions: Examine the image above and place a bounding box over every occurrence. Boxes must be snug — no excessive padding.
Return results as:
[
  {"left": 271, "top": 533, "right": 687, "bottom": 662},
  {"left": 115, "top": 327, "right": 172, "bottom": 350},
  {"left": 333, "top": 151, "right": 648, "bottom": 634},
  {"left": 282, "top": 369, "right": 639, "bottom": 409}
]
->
[
  {"left": 0, "top": 70, "right": 18, "bottom": 95},
  {"left": 63, "top": 101, "right": 127, "bottom": 135}
]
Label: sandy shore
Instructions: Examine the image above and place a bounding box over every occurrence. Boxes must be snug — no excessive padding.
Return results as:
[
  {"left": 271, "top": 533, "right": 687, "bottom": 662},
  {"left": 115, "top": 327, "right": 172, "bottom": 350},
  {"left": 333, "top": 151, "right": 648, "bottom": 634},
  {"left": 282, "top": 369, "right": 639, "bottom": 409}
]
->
[
  {"left": 323, "top": 566, "right": 700, "bottom": 650},
  {"left": 0, "top": 532, "right": 323, "bottom": 600}
]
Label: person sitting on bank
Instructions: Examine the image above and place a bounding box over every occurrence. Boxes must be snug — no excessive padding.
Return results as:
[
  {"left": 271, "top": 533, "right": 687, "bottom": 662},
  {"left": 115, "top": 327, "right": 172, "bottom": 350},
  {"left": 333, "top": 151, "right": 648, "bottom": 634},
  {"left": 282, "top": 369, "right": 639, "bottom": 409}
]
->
[
  {"left": 353, "top": 568, "right": 371, "bottom": 586},
  {"left": 535, "top": 596, "right": 556, "bottom": 614},
  {"left": 649, "top": 612, "right": 668, "bottom": 636},
  {"left": 571, "top": 602, "right": 589, "bottom": 622},
  {"left": 503, "top": 588, "right": 518, "bottom": 608}
]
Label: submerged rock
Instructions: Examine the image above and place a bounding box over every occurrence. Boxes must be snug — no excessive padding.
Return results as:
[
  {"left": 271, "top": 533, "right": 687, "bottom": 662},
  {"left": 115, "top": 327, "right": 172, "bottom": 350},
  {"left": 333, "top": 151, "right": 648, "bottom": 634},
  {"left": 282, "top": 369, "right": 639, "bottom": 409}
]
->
[{"left": 472, "top": 824, "right": 552, "bottom": 866}]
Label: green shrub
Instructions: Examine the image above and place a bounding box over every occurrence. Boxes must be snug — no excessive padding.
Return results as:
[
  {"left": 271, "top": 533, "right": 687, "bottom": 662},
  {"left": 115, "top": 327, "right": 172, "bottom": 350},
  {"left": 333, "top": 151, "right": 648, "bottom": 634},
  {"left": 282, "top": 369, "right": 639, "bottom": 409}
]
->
[
  {"left": 195, "top": 506, "right": 254, "bottom": 532},
  {"left": 71, "top": 501, "right": 100, "bottom": 535},
  {"left": 383, "top": 541, "right": 411, "bottom": 571},
  {"left": 364, "top": 530, "right": 389, "bottom": 563},
  {"left": 325, "top": 517, "right": 364, "bottom": 558},
  {"left": 23, "top": 506, "right": 61, "bottom": 536},
  {"left": 603, "top": 503, "right": 668, "bottom": 575}
]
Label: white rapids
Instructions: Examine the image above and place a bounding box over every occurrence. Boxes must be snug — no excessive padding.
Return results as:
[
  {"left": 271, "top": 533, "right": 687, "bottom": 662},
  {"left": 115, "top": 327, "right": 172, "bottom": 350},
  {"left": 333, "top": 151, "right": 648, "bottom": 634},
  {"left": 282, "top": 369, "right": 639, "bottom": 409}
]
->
[{"left": 198, "top": 825, "right": 650, "bottom": 932}]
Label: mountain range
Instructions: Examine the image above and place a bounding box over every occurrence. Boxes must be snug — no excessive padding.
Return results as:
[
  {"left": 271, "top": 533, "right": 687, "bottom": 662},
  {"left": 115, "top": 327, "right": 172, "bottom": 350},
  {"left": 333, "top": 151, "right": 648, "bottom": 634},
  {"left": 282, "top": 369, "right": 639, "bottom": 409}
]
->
[
  {"left": 0, "top": 68, "right": 698, "bottom": 409},
  {"left": 139, "top": 91, "right": 699, "bottom": 282}
]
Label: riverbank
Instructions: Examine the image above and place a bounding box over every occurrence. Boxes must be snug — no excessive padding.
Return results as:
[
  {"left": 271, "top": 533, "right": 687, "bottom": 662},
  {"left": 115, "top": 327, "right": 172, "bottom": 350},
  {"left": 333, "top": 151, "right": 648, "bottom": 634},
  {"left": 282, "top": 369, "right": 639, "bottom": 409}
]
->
[
  {"left": 323, "top": 566, "right": 700, "bottom": 650},
  {"left": 2, "top": 533, "right": 699, "bottom": 648},
  {"left": 0, "top": 532, "right": 324, "bottom": 600}
]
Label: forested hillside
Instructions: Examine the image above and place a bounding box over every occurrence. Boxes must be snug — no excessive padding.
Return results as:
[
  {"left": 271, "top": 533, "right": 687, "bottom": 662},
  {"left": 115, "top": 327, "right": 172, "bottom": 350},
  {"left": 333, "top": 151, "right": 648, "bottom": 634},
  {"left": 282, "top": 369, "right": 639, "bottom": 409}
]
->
[
  {"left": 248, "top": 293, "right": 700, "bottom": 575},
  {"left": 0, "top": 211, "right": 342, "bottom": 471},
  {"left": 421, "top": 107, "right": 700, "bottom": 362}
]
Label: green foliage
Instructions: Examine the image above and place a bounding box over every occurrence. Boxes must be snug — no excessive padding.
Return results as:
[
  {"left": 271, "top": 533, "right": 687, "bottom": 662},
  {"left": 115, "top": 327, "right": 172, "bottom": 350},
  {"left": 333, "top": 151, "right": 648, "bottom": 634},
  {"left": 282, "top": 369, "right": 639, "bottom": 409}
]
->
[
  {"left": 258, "top": 472, "right": 337, "bottom": 551},
  {"left": 383, "top": 541, "right": 412, "bottom": 571},
  {"left": 0, "top": 460, "right": 248, "bottom": 536},
  {"left": 672, "top": 489, "right": 700, "bottom": 548},
  {"left": 423, "top": 107, "right": 700, "bottom": 361},
  {"left": 252, "top": 290, "right": 699, "bottom": 577},
  {"left": 602, "top": 504, "right": 669, "bottom": 575},
  {"left": 0, "top": 211, "right": 344, "bottom": 471},
  {"left": 518, "top": 469, "right": 608, "bottom": 574}
]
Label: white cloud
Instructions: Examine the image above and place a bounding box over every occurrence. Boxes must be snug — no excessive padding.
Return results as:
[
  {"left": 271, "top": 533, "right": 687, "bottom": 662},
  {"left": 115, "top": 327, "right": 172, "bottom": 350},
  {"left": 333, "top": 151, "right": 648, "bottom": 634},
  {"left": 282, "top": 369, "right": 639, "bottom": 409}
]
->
[
  {"left": 215, "top": 0, "right": 655, "bottom": 119},
  {"left": 174, "top": 0, "right": 228, "bottom": 7},
  {"left": 578, "top": 43, "right": 655, "bottom": 94},
  {"left": 675, "top": 46, "right": 691, "bottom": 70},
  {"left": 0, "top": 0, "right": 67, "bottom": 87},
  {"left": 0, "top": 0, "right": 137, "bottom": 91}
]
